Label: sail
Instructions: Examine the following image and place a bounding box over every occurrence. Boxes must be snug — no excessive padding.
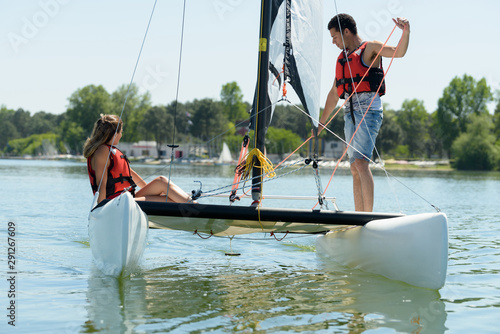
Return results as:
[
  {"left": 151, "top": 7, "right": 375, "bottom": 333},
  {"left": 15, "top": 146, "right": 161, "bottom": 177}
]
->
[
  {"left": 251, "top": 0, "right": 323, "bottom": 130},
  {"left": 218, "top": 142, "right": 232, "bottom": 164},
  {"left": 248, "top": 0, "right": 323, "bottom": 202}
]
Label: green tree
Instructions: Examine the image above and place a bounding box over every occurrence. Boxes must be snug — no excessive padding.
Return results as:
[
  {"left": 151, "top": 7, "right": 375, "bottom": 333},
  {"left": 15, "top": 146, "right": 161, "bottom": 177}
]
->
[
  {"left": 58, "top": 119, "right": 85, "bottom": 154},
  {"left": 11, "top": 108, "right": 32, "bottom": 138},
  {"left": 493, "top": 94, "right": 500, "bottom": 141},
  {"left": 110, "top": 83, "right": 151, "bottom": 142},
  {"left": 452, "top": 113, "right": 499, "bottom": 170},
  {"left": 396, "top": 99, "right": 429, "bottom": 158},
  {"left": 265, "top": 126, "right": 302, "bottom": 156},
  {"left": 165, "top": 101, "right": 191, "bottom": 143},
  {"left": 427, "top": 111, "right": 445, "bottom": 159},
  {"left": 6, "top": 133, "right": 62, "bottom": 156},
  {"left": 142, "top": 105, "right": 173, "bottom": 160},
  {"left": 377, "top": 105, "right": 403, "bottom": 157},
  {"left": 65, "top": 85, "right": 114, "bottom": 152},
  {"left": 436, "top": 74, "right": 492, "bottom": 157},
  {"left": 31, "top": 111, "right": 60, "bottom": 135},
  {"left": 272, "top": 104, "right": 314, "bottom": 139},
  {"left": 188, "top": 99, "right": 227, "bottom": 142},
  {"left": 0, "top": 107, "right": 20, "bottom": 151},
  {"left": 66, "top": 85, "right": 113, "bottom": 136},
  {"left": 0, "top": 122, "right": 19, "bottom": 153},
  {"left": 220, "top": 82, "right": 248, "bottom": 121},
  {"left": 321, "top": 106, "right": 344, "bottom": 139}
]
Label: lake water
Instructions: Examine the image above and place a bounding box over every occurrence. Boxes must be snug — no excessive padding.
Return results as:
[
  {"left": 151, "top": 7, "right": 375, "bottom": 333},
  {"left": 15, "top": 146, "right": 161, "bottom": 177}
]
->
[{"left": 0, "top": 159, "right": 499, "bottom": 333}]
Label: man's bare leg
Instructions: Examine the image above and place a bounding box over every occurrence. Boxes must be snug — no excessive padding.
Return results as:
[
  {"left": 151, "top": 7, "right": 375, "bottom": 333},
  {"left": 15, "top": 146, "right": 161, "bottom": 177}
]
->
[{"left": 350, "top": 159, "right": 374, "bottom": 212}]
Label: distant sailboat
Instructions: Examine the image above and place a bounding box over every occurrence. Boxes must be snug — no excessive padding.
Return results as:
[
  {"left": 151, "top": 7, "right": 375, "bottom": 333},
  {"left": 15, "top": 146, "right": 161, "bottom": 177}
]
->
[{"left": 217, "top": 142, "right": 233, "bottom": 164}]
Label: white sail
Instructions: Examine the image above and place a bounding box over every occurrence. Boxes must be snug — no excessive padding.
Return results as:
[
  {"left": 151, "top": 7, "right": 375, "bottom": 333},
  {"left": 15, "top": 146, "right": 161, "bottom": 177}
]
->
[
  {"left": 268, "top": 0, "right": 323, "bottom": 128},
  {"left": 218, "top": 142, "right": 232, "bottom": 163}
]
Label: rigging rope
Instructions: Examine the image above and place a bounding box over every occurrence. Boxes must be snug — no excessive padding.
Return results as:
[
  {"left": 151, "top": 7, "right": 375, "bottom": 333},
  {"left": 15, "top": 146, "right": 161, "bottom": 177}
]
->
[
  {"left": 194, "top": 158, "right": 306, "bottom": 200},
  {"left": 131, "top": 99, "right": 281, "bottom": 190},
  {"left": 229, "top": 135, "right": 249, "bottom": 203},
  {"left": 319, "top": 2, "right": 437, "bottom": 211},
  {"left": 131, "top": 1, "right": 433, "bottom": 214},
  {"left": 308, "top": 23, "right": 401, "bottom": 210},
  {"left": 262, "top": 3, "right": 437, "bottom": 212},
  {"left": 90, "top": 0, "right": 158, "bottom": 211},
  {"left": 322, "top": 25, "right": 407, "bottom": 202},
  {"left": 192, "top": 230, "right": 311, "bottom": 241},
  {"left": 270, "top": 231, "right": 289, "bottom": 241},
  {"left": 165, "top": 0, "right": 188, "bottom": 202},
  {"left": 193, "top": 229, "right": 213, "bottom": 239},
  {"left": 236, "top": 148, "right": 276, "bottom": 180}
]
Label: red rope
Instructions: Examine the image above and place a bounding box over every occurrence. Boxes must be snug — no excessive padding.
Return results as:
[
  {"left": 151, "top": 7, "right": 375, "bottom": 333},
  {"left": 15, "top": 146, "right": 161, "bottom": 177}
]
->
[
  {"left": 230, "top": 137, "right": 249, "bottom": 201},
  {"left": 193, "top": 229, "right": 213, "bottom": 239},
  {"left": 281, "top": 64, "right": 288, "bottom": 98},
  {"left": 312, "top": 24, "right": 404, "bottom": 209},
  {"left": 275, "top": 136, "right": 312, "bottom": 169},
  {"left": 270, "top": 231, "right": 289, "bottom": 241},
  {"left": 322, "top": 24, "right": 399, "bottom": 133}
]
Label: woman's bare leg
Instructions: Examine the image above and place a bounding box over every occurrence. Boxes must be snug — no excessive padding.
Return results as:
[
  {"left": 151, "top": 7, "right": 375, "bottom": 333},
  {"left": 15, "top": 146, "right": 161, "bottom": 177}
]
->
[{"left": 135, "top": 176, "right": 192, "bottom": 203}]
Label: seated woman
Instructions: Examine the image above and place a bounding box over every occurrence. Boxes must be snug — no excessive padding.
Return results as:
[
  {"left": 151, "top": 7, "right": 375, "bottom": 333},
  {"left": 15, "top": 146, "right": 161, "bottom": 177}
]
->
[{"left": 83, "top": 114, "right": 192, "bottom": 205}]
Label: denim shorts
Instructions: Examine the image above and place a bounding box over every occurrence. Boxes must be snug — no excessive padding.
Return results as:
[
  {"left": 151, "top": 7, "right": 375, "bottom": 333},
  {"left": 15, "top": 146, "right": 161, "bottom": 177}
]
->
[{"left": 344, "top": 92, "right": 383, "bottom": 164}]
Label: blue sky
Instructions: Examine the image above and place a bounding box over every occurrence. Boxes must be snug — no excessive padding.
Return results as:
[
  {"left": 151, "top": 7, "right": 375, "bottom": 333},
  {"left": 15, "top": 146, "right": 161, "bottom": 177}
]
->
[{"left": 1, "top": 0, "right": 499, "bottom": 116}]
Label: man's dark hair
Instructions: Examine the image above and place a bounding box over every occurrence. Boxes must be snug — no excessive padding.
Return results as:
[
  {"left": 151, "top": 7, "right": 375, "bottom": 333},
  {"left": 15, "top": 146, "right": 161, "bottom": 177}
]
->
[{"left": 327, "top": 13, "right": 357, "bottom": 35}]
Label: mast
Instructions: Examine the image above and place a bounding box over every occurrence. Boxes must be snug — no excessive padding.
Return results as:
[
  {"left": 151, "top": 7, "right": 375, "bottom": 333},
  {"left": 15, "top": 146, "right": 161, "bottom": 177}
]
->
[{"left": 252, "top": 0, "right": 273, "bottom": 204}]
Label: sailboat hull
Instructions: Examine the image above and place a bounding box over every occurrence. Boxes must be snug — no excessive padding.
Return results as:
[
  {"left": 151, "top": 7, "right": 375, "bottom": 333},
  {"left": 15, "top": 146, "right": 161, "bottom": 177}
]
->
[
  {"left": 89, "top": 191, "right": 148, "bottom": 276},
  {"left": 316, "top": 212, "right": 448, "bottom": 289},
  {"left": 138, "top": 201, "right": 402, "bottom": 236},
  {"left": 138, "top": 202, "right": 447, "bottom": 288}
]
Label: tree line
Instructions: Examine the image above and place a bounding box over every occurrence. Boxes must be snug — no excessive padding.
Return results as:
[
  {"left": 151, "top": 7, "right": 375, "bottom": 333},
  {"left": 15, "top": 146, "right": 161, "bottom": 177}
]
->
[{"left": 1, "top": 75, "right": 499, "bottom": 170}]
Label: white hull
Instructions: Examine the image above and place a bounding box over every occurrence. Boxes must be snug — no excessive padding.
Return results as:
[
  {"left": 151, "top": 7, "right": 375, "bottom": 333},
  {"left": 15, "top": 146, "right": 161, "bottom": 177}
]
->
[
  {"left": 316, "top": 212, "right": 448, "bottom": 289},
  {"left": 88, "top": 192, "right": 148, "bottom": 277}
]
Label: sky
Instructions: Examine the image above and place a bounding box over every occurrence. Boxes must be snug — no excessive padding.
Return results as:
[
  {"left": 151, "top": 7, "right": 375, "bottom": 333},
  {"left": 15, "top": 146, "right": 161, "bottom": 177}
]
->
[{"left": 1, "top": 0, "right": 499, "bottom": 116}]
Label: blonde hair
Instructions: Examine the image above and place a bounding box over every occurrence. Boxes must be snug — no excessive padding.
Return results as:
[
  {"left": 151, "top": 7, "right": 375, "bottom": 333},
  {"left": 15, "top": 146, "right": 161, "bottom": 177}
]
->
[{"left": 83, "top": 114, "right": 123, "bottom": 158}]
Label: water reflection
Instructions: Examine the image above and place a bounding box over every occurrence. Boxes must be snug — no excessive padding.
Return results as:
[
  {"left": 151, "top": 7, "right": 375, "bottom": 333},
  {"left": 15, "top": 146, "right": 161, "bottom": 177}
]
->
[
  {"left": 3, "top": 159, "right": 499, "bottom": 332},
  {"left": 84, "top": 267, "right": 148, "bottom": 333},
  {"left": 84, "top": 260, "right": 446, "bottom": 333}
]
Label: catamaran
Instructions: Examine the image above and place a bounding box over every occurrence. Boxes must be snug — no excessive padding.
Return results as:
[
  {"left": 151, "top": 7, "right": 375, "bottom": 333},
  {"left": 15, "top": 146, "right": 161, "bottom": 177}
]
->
[{"left": 89, "top": 0, "right": 448, "bottom": 290}]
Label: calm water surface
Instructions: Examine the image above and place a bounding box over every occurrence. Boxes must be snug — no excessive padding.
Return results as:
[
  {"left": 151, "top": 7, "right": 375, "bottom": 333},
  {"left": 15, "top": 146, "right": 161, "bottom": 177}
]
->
[{"left": 0, "top": 159, "right": 499, "bottom": 333}]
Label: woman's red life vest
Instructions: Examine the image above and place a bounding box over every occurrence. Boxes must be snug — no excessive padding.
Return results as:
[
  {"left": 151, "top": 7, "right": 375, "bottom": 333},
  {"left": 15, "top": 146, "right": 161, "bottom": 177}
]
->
[
  {"left": 87, "top": 145, "right": 136, "bottom": 200},
  {"left": 336, "top": 41, "right": 386, "bottom": 99}
]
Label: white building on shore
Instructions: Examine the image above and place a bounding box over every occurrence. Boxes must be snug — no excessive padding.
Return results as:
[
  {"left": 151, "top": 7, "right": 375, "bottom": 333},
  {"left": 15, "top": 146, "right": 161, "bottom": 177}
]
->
[{"left": 119, "top": 141, "right": 209, "bottom": 161}]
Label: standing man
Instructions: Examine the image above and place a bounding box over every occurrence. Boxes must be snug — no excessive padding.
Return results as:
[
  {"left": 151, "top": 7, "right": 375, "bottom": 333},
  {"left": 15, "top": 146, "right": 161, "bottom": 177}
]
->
[{"left": 318, "top": 14, "right": 410, "bottom": 212}]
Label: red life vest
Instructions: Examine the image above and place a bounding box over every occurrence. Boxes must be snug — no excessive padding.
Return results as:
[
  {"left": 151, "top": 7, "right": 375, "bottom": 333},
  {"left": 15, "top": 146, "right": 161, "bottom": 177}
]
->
[
  {"left": 87, "top": 145, "right": 136, "bottom": 200},
  {"left": 336, "top": 42, "right": 386, "bottom": 99}
]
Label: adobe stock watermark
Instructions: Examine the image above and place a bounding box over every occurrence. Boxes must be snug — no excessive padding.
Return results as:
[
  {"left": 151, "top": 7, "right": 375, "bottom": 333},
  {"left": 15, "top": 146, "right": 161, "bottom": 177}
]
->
[
  {"left": 359, "top": 0, "right": 404, "bottom": 40},
  {"left": 8, "top": 0, "right": 72, "bottom": 54},
  {"left": 213, "top": 0, "right": 243, "bottom": 21},
  {"left": 140, "top": 64, "right": 169, "bottom": 92},
  {"left": 407, "top": 282, "right": 463, "bottom": 333},
  {"left": 409, "top": 299, "right": 446, "bottom": 333}
]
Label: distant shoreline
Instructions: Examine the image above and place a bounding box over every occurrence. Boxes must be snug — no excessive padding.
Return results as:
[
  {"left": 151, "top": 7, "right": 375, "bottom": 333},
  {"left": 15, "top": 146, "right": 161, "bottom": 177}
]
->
[
  {"left": 4, "top": 156, "right": 500, "bottom": 175},
  {"left": 0, "top": 155, "right": 454, "bottom": 171}
]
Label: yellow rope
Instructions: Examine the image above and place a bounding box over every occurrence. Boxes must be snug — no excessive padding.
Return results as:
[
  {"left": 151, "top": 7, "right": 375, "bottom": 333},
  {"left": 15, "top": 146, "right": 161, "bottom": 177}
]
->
[
  {"left": 257, "top": 201, "right": 263, "bottom": 230},
  {"left": 235, "top": 148, "right": 275, "bottom": 231},
  {"left": 236, "top": 148, "right": 276, "bottom": 180}
]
